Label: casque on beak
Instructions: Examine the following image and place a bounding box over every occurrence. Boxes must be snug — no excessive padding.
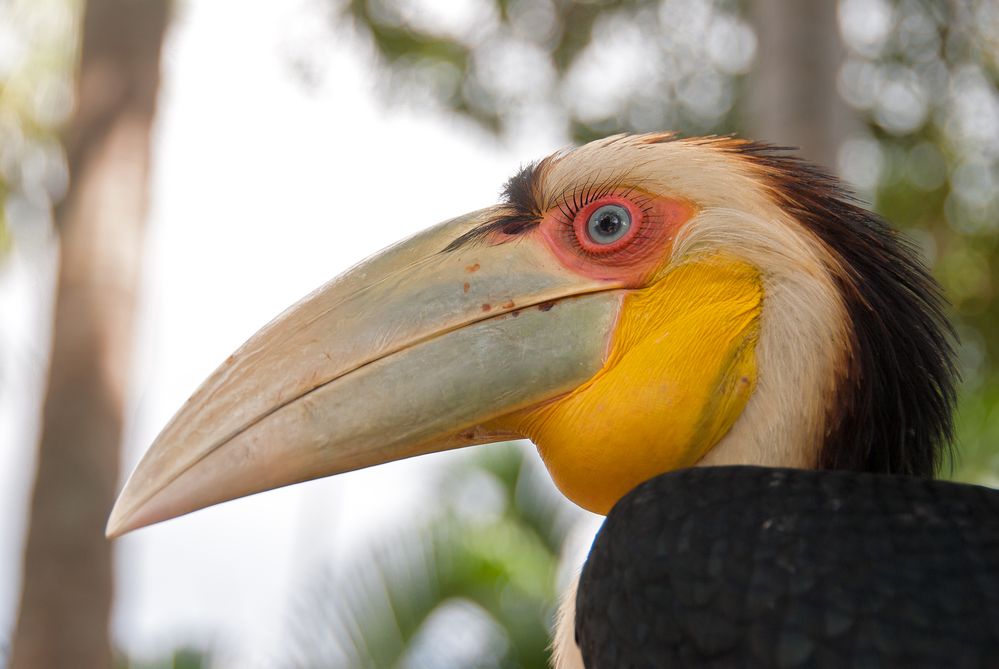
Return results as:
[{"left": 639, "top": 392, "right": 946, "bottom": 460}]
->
[{"left": 107, "top": 206, "right": 625, "bottom": 537}]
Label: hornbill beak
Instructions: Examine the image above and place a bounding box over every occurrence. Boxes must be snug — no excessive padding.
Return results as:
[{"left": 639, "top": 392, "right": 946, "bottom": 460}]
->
[{"left": 107, "top": 206, "right": 623, "bottom": 537}]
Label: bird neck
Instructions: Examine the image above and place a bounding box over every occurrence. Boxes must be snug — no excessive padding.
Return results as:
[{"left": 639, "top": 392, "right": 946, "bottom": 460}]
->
[
  {"left": 728, "top": 148, "right": 956, "bottom": 477},
  {"left": 676, "top": 207, "right": 853, "bottom": 472},
  {"left": 679, "top": 151, "right": 956, "bottom": 477}
]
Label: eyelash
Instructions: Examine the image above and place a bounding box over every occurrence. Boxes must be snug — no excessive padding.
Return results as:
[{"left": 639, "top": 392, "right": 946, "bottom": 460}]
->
[{"left": 550, "top": 179, "right": 660, "bottom": 257}]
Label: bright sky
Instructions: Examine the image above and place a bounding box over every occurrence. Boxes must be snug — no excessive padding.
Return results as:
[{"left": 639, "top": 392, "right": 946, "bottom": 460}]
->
[{"left": 0, "top": 0, "right": 600, "bottom": 665}]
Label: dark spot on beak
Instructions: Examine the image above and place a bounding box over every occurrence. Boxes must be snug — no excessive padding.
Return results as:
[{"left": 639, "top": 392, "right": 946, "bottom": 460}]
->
[
  {"left": 463, "top": 282, "right": 470, "bottom": 293},
  {"left": 538, "top": 301, "right": 556, "bottom": 312},
  {"left": 511, "top": 310, "right": 520, "bottom": 317},
  {"left": 481, "top": 303, "right": 492, "bottom": 312},
  {"left": 466, "top": 263, "right": 480, "bottom": 273}
]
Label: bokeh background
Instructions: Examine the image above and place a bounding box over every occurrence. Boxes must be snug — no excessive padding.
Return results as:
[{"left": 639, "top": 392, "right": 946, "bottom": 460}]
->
[{"left": 1, "top": 0, "right": 997, "bottom": 667}]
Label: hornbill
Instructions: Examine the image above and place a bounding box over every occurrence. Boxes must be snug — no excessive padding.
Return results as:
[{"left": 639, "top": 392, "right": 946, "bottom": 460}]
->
[{"left": 108, "top": 134, "right": 999, "bottom": 667}]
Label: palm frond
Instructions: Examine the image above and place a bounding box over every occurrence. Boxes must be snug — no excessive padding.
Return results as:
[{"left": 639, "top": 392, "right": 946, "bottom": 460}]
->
[{"left": 284, "top": 444, "right": 580, "bottom": 668}]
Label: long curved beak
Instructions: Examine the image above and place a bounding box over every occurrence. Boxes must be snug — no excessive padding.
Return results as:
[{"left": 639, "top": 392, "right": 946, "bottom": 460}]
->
[{"left": 107, "top": 207, "right": 624, "bottom": 537}]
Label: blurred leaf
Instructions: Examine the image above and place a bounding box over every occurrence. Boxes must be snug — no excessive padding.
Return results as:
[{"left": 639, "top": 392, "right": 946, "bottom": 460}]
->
[
  {"left": 0, "top": 193, "right": 9, "bottom": 256},
  {"left": 948, "top": 378, "right": 999, "bottom": 485},
  {"left": 339, "top": 0, "right": 750, "bottom": 141},
  {"left": 115, "top": 646, "right": 211, "bottom": 669},
  {"left": 285, "top": 444, "right": 576, "bottom": 669},
  {"left": 0, "top": 0, "right": 79, "bottom": 260}
]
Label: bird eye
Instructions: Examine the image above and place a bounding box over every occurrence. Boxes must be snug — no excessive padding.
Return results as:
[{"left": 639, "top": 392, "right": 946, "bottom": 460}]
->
[{"left": 586, "top": 204, "right": 631, "bottom": 245}]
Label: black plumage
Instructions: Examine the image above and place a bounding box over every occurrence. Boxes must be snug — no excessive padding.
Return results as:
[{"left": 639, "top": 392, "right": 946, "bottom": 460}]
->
[{"left": 576, "top": 466, "right": 999, "bottom": 668}]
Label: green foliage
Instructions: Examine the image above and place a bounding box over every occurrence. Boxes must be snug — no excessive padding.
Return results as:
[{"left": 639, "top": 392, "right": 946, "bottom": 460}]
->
[
  {"left": 0, "top": 183, "right": 9, "bottom": 256},
  {"left": 0, "top": 0, "right": 78, "bottom": 255},
  {"left": 341, "top": 0, "right": 753, "bottom": 141},
  {"left": 951, "top": 378, "right": 999, "bottom": 486},
  {"left": 116, "top": 646, "right": 211, "bottom": 669},
  {"left": 286, "top": 445, "right": 579, "bottom": 668}
]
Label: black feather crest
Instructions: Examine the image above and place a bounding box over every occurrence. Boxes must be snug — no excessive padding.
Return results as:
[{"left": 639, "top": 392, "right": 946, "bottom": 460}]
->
[{"left": 442, "top": 158, "right": 549, "bottom": 252}]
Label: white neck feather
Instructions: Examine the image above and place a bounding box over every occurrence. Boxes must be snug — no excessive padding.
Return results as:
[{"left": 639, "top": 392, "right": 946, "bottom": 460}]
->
[
  {"left": 552, "top": 573, "right": 585, "bottom": 669},
  {"left": 673, "top": 206, "right": 850, "bottom": 469}
]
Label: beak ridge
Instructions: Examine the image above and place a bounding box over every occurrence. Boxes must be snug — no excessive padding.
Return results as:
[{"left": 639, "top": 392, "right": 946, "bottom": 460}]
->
[{"left": 108, "top": 208, "right": 624, "bottom": 537}]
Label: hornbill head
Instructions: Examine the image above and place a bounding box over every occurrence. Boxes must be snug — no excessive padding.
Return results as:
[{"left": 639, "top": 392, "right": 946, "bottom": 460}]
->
[{"left": 107, "top": 133, "right": 955, "bottom": 537}]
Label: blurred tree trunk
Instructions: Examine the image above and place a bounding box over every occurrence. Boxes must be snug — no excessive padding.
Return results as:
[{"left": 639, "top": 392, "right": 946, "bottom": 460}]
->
[
  {"left": 747, "top": 0, "right": 853, "bottom": 171},
  {"left": 10, "top": 1, "right": 169, "bottom": 667}
]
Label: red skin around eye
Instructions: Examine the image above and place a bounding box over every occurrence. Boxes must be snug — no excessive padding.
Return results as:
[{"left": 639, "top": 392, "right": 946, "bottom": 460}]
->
[{"left": 535, "top": 192, "right": 696, "bottom": 287}]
